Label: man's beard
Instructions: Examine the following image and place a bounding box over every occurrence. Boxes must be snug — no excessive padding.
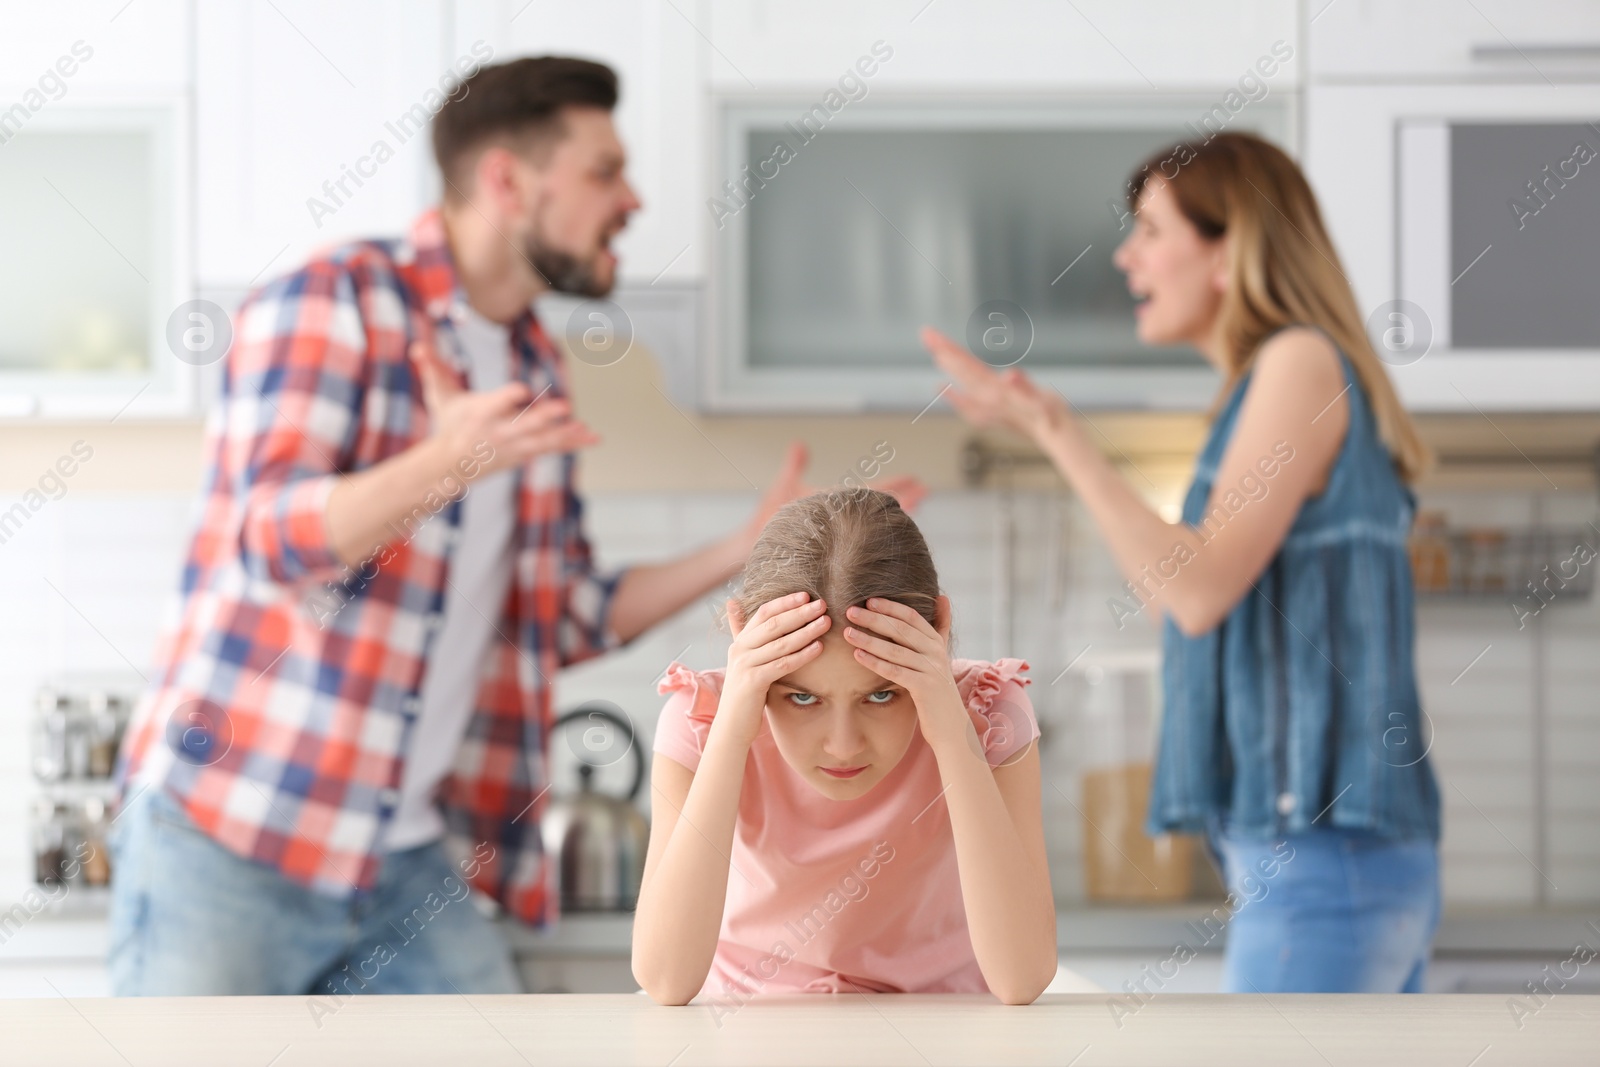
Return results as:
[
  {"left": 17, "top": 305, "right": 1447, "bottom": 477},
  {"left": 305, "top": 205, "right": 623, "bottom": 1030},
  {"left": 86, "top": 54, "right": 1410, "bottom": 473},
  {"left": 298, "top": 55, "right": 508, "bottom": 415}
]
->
[{"left": 524, "top": 233, "right": 612, "bottom": 298}]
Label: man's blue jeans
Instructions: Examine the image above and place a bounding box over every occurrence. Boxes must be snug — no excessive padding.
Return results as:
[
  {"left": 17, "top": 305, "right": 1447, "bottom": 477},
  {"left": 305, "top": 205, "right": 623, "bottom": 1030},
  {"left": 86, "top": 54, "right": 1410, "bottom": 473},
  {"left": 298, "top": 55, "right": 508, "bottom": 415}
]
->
[
  {"left": 108, "top": 786, "right": 522, "bottom": 996},
  {"left": 1212, "top": 825, "right": 1440, "bottom": 993}
]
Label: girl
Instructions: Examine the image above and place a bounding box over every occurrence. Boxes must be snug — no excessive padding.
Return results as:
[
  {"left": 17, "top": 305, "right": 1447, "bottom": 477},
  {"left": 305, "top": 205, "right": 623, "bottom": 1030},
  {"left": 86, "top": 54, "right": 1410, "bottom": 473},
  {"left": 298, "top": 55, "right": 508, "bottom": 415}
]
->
[
  {"left": 631, "top": 488, "right": 1057, "bottom": 1006},
  {"left": 922, "top": 131, "right": 1441, "bottom": 993}
]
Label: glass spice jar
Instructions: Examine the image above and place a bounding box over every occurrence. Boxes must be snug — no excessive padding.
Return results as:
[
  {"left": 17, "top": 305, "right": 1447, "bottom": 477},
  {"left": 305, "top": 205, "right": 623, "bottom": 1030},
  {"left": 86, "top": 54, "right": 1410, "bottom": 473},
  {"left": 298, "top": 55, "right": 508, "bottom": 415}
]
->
[
  {"left": 87, "top": 692, "right": 125, "bottom": 779},
  {"left": 32, "top": 797, "right": 68, "bottom": 887},
  {"left": 81, "top": 797, "right": 112, "bottom": 886},
  {"left": 32, "top": 691, "right": 72, "bottom": 782}
]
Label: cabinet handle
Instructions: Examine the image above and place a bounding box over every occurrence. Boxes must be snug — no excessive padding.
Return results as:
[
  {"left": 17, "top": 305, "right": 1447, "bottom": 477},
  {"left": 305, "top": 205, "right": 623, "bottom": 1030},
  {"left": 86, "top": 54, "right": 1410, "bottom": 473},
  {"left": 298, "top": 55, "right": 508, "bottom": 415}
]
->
[{"left": 1471, "top": 43, "right": 1600, "bottom": 61}]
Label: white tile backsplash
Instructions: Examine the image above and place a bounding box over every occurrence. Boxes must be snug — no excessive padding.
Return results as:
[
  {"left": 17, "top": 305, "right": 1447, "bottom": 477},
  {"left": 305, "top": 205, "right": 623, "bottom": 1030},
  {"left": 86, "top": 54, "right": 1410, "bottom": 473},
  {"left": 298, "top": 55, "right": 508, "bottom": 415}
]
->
[
  {"left": 0, "top": 491, "right": 192, "bottom": 904},
  {"left": 0, "top": 486, "right": 1595, "bottom": 910}
]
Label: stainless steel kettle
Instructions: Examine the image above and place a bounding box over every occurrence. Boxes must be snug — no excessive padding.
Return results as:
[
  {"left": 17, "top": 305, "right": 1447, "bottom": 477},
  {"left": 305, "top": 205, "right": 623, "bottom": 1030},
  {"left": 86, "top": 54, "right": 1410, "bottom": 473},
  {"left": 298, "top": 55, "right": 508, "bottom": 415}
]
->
[{"left": 541, "top": 703, "right": 649, "bottom": 912}]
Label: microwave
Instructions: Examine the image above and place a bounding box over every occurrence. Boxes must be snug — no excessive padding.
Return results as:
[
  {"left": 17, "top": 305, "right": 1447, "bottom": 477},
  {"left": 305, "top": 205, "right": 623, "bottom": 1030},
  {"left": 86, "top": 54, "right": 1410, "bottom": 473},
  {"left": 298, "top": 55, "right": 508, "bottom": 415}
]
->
[
  {"left": 1400, "top": 113, "right": 1600, "bottom": 398},
  {"left": 1312, "top": 83, "right": 1600, "bottom": 412}
]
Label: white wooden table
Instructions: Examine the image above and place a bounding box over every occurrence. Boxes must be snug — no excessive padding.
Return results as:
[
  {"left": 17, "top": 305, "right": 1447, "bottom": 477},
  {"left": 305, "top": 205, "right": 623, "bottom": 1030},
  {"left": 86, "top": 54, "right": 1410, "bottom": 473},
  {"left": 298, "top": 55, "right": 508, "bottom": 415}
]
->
[{"left": 6, "top": 993, "right": 1592, "bottom": 1066}]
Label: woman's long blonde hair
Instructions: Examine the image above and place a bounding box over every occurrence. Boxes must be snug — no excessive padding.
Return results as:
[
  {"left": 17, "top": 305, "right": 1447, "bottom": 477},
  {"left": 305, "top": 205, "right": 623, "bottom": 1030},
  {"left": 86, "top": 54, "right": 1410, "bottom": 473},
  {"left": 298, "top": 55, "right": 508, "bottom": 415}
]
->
[{"left": 1128, "top": 132, "right": 1431, "bottom": 483}]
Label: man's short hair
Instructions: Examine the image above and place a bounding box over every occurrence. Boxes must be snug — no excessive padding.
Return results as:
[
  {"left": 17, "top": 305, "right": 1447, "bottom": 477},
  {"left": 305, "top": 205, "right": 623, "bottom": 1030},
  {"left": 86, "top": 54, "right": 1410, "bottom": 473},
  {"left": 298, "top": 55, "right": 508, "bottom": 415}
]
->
[{"left": 432, "top": 55, "right": 618, "bottom": 198}]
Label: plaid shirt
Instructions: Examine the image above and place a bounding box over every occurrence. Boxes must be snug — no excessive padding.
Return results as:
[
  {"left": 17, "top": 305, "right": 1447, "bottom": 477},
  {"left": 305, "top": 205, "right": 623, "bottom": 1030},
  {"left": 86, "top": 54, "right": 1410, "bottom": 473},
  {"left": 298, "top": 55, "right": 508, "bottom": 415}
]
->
[{"left": 119, "top": 209, "right": 623, "bottom": 926}]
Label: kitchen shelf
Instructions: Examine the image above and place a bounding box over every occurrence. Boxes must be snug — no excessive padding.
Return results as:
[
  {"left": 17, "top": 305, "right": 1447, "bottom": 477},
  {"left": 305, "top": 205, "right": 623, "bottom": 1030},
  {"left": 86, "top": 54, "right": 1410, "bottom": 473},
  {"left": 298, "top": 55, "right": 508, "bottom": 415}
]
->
[{"left": 1411, "top": 525, "right": 1598, "bottom": 601}]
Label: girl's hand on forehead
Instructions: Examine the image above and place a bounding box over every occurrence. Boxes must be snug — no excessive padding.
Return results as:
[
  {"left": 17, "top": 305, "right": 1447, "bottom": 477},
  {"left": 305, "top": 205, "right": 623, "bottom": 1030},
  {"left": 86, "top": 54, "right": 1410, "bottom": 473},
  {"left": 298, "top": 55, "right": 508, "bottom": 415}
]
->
[
  {"left": 715, "top": 592, "right": 831, "bottom": 746},
  {"left": 841, "top": 596, "right": 969, "bottom": 746}
]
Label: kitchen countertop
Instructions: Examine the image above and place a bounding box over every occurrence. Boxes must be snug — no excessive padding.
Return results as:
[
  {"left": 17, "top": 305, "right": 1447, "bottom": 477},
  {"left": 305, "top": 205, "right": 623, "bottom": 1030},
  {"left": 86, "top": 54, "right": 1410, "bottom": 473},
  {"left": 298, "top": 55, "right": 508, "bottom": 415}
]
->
[{"left": 5, "top": 993, "right": 1591, "bottom": 1065}]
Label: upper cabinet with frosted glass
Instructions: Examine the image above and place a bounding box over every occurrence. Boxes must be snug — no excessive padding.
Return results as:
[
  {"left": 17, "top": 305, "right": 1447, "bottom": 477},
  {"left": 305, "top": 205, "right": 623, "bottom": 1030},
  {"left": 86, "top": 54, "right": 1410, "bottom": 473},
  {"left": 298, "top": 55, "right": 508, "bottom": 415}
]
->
[
  {"left": 696, "top": 0, "right": 1301, "bottom": 411},
  {"left": 0, "top": 101, "right": 192, "bottom": 418},
  {"left": 0, "top": 0, "right": 192, "bottom": 418},
  {"left": 0, "top": 0, "right": 453, "bottom": 419},
  {"left": 707, "top": 96, "right": 1294, "bottom": 411}
]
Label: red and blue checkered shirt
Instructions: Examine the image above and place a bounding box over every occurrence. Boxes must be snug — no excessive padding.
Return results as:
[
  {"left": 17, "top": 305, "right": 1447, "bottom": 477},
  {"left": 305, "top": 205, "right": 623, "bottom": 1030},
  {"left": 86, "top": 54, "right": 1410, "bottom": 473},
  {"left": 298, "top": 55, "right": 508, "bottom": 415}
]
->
[{"left": 118, "top": 209, "right": 623, "bottom": 925}]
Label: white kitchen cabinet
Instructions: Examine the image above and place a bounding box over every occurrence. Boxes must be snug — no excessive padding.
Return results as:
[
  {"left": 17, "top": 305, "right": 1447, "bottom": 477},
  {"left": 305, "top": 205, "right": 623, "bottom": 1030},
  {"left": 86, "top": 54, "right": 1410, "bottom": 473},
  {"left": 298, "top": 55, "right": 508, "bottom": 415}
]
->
[
  {"left": 453, "top": 0, "right": 1306, "bottom": 297},
  {"left": 1306, "top": 0, "right": 1600, "bottom": 82},
  {"left": 0, "top": 2, "right": 194, "bottom": 419},
  {"left": 198, "top": 0, "right": 707, "bottom": 289},
  {"left": 1303, "top": 85, "right": 1400, "bottom": 340},
  {"left": 0, "top": 1, "right": 189, "bottom": 97},
  {"left": 193, "top": 0, "right": 453, "bottom": 290},
  {"left": 468, "top": 0, "right": 707, "bottom": 285},
  {"left": 705, "top": 0, "right": 1301, "bottom": 91},
  {"left": 0, "top": 98, "right": 193, "bottom": 419},
  {"left": 686, "top": 0, "right": 1305, "bottom": 412}
]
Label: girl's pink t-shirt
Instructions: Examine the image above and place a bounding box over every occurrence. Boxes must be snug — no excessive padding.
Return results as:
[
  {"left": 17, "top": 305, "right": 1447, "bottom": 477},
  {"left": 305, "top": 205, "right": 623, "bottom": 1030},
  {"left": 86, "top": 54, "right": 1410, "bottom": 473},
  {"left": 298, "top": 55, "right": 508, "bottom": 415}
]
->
[{"left": 651, "top": 658, "right": 1039, "bottom": 1000}]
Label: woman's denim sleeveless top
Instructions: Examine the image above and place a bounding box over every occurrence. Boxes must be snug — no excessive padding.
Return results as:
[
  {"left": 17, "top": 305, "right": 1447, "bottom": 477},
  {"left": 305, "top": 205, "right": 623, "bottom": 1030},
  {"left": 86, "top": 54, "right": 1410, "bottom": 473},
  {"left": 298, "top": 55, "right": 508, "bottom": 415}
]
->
[{"left": 1147, "top": 343, "right": 1441, "bottom": 842}]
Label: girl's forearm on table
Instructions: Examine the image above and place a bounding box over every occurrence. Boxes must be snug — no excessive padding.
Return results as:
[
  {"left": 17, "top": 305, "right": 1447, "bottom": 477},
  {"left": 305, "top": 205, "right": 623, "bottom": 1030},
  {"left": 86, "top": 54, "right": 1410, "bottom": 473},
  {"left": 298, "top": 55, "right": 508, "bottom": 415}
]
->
[
  {"left": 630, "top": 729, "right": 750, "bottom": 1004},
  {"left": 930, "top": 732, "right": 1058, "bottom": 1004}
]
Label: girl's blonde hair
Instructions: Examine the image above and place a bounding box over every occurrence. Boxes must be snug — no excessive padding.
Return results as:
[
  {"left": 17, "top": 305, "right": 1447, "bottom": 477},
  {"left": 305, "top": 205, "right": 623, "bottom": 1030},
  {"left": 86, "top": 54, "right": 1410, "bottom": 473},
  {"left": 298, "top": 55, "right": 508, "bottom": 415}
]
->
[
  {"left": 1128, "top": 131, "right": 1432, "bottom": 483},
  {"left": 738, "top": 488, "right": 940, "bottom": 629}
]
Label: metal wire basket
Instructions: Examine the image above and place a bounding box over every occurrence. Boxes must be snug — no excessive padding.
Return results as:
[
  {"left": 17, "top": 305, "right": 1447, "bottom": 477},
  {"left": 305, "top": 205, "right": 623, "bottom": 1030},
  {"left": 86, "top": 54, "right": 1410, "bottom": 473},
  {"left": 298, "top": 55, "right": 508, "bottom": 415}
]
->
[{"left": 1410, "top": 526, "right": 1597, "bottom": 600}]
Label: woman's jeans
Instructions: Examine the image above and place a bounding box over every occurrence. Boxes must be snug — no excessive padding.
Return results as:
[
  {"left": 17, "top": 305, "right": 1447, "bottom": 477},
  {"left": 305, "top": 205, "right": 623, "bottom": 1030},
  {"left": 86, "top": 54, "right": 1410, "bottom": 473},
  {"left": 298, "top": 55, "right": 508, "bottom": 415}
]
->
[
  {"left": 108, "top": 786, "right": 522, "bottom": 997},
  {"left": 1210, "top": 825, "right": 1440, "bottom": 993}
]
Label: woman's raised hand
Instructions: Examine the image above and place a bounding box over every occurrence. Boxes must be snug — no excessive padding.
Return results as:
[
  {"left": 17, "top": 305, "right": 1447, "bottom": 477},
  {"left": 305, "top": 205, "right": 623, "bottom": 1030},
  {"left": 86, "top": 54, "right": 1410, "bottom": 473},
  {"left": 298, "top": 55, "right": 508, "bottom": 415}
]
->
[
  {"left": 717, "top": 593, "right": 831, "bottom": 745},
  {"left": 840, "top": 596, "right": 969, "bottom": 748},
  {"left": 920, "top": 326, "right": 1066, "bottom": 442}
]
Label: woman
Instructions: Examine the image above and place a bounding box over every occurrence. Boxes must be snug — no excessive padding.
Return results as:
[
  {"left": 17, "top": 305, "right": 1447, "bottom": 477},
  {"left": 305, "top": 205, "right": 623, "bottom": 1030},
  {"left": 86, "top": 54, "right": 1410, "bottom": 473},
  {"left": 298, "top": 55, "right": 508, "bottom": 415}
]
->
[{"left": 923, "top": 131, "right": 1441, "bottom": 994}]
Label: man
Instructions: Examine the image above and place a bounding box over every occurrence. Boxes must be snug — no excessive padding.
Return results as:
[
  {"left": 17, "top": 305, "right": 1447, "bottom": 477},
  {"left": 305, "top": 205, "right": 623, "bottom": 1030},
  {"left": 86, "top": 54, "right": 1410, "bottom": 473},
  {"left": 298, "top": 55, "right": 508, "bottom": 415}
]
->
[{"left": 110, "top": 56, "right": 835, "bottom": 997}]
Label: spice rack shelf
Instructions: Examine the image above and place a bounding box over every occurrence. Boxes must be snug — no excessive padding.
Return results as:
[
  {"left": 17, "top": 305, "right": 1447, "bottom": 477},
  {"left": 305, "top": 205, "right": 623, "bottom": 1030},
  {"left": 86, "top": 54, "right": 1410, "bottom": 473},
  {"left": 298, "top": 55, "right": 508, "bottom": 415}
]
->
[
  {"left": 30, "top": 679, "right": 138, "bottom": 898},
  {"left": 1410, "top": 524, "right": 1597, "bottom": 602}
]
